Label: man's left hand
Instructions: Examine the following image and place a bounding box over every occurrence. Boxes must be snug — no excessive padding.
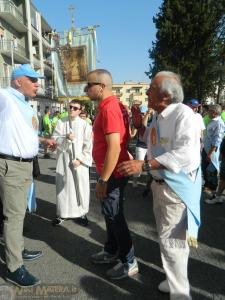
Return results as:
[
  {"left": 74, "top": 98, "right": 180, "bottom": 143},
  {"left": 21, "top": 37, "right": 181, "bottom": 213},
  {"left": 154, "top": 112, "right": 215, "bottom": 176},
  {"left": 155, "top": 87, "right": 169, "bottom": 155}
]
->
[
  {"left": 95, "top": 182, "right": 107, "bottom": 200},
  {"left": 117, "top": 160, "right": 144, "bottom": 176}
]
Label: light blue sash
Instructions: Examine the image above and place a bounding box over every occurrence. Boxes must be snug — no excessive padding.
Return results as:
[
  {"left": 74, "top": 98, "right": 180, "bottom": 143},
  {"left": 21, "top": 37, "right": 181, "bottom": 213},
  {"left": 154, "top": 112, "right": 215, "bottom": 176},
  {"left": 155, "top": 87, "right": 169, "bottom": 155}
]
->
[
  {"left": 27, "top": 181, "right": 37, "bottom": 213},
  {"left": 150, "top": 118, "right": 201, "bottom": 243}
]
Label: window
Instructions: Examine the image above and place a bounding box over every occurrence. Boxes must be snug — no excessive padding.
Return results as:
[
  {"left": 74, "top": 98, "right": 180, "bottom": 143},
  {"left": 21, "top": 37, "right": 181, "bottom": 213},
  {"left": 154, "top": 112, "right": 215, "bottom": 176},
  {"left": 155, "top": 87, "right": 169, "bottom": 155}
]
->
[{"left": 126, "top": 89, "right": 130, "bottom": 93}]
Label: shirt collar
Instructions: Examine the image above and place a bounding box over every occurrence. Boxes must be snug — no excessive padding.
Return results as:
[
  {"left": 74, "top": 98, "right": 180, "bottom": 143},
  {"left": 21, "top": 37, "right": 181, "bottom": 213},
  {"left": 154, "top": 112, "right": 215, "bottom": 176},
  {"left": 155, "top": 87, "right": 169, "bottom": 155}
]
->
[
  {"left": 159, "top": 103, "right": 179, "bottom": 119},
  {"left": 97, "top": 95, "right": 118, "bottom": 110},
  {"left": 7, "top": 87, "right": 26, "bottom": 103}
]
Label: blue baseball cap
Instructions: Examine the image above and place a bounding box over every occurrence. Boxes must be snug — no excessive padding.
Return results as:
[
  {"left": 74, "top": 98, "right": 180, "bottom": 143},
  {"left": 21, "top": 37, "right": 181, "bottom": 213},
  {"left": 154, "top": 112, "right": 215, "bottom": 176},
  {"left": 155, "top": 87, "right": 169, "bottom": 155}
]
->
[
  {"left": 188, "top": 99, "right": 200, "bottom": 107},
  {"left": 140, "top": 106, "right": 148, "bottom": 113},
  {"left": 11, "top": 64, "right": 45, "bottom": 80}
]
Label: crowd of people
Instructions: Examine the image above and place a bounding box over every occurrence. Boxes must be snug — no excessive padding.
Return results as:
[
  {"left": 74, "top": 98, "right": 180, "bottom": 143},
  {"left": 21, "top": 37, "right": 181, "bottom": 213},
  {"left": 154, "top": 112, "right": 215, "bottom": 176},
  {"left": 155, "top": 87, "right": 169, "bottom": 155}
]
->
[{"left": 0, "top": 64, "right": 224, "bottom": 300}]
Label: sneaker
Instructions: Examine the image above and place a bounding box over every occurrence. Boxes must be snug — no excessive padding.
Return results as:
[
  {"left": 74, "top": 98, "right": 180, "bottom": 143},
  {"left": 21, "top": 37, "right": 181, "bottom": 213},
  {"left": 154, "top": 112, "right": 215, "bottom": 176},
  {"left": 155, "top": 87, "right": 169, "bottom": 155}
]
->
[
  {"left": 204, "top": 195, "right": 224, "bottom": 204},
  {"left": 203, "top": 186, "right": 214, "bottom": 197},
  {"left": 52, "top": 217, "right": 65, "bottom": 226},
  {"left": 106, "top": 258, "right": 139, "bottom": 280},
  {"left": 158, "top": 280, "right": 170, "bottom": 293},
  {"left": 5, "top": 265, "right": 40, "bottom": 287},
  {"left": 91, "top": 250, "right": 118, "bottom": 264},
  {"left": 22, "top": 249, "right": 43, "bottom": 261}
]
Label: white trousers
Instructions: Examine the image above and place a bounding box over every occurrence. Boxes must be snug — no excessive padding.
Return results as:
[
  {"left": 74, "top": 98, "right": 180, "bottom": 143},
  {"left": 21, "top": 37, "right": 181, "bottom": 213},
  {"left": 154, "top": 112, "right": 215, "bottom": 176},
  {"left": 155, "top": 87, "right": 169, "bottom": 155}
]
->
[{"left": 151, "top": 180, "right": 192, "bottom": 300}]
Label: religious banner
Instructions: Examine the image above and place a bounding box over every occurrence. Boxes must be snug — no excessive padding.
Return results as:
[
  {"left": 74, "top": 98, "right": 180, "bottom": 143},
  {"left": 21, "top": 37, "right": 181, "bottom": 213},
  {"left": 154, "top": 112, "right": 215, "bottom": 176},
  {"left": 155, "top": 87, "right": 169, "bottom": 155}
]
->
[
  {"left": 51, "top": 27, "right": 97, "bottom": 98},
  {"left": 61, "top": 45, "right": 88, "bottom": 83}
]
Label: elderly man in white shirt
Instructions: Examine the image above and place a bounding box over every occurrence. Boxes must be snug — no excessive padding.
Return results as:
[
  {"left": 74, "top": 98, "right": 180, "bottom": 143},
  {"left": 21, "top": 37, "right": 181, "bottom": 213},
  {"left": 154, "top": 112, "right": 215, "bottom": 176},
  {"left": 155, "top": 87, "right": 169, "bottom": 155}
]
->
[
  {"left": 118, "top": 71, "right": 201, "bottom": 300},
  {"left": 0, "top": 64, "right": 56, "bottom": 288}
]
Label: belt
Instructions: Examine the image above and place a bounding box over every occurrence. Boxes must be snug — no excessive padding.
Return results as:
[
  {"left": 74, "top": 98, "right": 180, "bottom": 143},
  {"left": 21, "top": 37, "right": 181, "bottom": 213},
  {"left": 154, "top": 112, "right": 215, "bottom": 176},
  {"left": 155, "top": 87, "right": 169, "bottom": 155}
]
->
[
  {"left": 153, "top": 178, "right": 165, "bottom": 184},
  {"left": 0, "top": 153, "right": 33, "bottom": 162}
]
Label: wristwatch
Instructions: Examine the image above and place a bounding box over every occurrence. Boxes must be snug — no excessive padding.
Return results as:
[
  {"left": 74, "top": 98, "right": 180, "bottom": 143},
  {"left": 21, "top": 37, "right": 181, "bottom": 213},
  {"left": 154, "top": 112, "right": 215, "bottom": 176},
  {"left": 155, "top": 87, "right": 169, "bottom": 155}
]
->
[
  {"left": 142, "top": 161, "right": 152, "bottom": 173},
  {"left": 97, "top": 177, "right": 108, "bottom": 185}
]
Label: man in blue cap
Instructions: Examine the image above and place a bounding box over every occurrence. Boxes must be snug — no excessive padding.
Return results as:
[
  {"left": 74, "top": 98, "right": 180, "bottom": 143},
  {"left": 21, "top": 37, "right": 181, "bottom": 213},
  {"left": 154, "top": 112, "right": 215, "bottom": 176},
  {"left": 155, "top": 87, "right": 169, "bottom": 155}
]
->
[
  {"left": 0, "top": 64, "right": 56, "bottom": 287},
  {"left": 187, "top": 99, "right": 205, "bottom": 143}
]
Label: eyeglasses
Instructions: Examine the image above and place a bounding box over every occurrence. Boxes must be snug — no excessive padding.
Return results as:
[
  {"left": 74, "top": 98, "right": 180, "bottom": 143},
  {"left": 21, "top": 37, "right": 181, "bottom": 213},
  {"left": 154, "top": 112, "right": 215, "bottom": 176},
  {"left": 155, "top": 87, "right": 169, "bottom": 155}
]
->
[
  {"left": 86, "top": 82, "right": 102, "bottom": 89},
  {"left": 69, "top": 105, "right": 80, "bottom": 111},
  {"left": 26, "top": 76, "right": 38, "bottom": 83}
]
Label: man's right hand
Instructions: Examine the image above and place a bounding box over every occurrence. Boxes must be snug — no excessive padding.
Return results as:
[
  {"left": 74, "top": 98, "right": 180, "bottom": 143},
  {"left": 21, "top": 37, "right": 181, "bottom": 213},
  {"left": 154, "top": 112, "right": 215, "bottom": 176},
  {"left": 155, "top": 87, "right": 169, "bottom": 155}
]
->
[
  {"left": 117, "top": 160, "right": 144, "bottom": 176},
  {"left": 66, "top": 133, "right": 75, "bottom": 141}
]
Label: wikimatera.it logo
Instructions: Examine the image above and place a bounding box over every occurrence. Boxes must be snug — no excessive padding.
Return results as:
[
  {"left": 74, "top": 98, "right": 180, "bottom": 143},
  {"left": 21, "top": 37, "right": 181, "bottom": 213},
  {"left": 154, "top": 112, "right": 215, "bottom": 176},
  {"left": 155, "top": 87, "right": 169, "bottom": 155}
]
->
[{"left": 0, "top": 284, "right": 79, "bottom": 299}]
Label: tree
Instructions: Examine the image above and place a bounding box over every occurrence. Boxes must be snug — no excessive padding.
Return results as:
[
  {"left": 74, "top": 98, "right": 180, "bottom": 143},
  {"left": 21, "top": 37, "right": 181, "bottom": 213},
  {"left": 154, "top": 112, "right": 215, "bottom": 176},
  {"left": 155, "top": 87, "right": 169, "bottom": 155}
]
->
[{"left": 147, "top": 0, "right": 225, "bottom": 102}]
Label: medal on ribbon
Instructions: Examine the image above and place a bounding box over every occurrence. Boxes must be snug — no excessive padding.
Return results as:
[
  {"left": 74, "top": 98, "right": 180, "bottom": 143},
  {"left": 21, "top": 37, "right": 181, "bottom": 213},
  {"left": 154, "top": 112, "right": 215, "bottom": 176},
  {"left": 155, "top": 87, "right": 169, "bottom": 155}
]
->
[
  {"left": 32, "top": 116, "right": 38, "bottom": 131},
  {"left": 151, "top": 126, "right": 157, "bottom": 145}
]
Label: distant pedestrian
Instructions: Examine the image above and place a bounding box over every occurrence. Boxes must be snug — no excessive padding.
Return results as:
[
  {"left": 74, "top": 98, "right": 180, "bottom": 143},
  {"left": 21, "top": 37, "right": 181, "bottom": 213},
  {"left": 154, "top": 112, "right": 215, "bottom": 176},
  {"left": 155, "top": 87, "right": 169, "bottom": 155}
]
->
[
  {"left": 202, "top": 104, "right": 224, "bottom": 196},
  {"left": 42, "top": 108, "right": 52, "bottom": 158},
  {"left": 205, "top": 137, "right": 225, "bottom": 204}
]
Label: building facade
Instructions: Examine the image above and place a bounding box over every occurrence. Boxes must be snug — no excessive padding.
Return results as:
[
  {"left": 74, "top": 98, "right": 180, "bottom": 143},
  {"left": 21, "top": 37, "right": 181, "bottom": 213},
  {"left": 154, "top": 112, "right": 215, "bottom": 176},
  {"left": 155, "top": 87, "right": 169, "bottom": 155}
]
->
[
  {"left": 0, "top": 0, "right": 61, "bottom": 114},
  {"left": 112, "top": 81, "right": 149, "bottom": 108}
]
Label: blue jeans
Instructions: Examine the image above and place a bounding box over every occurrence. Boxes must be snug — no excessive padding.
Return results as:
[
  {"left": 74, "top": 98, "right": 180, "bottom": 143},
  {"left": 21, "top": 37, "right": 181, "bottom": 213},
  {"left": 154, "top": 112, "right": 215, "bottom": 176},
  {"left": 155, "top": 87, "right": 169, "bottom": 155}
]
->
[{"left": 101, "top": 176, "right": 134, "bottom": 263}]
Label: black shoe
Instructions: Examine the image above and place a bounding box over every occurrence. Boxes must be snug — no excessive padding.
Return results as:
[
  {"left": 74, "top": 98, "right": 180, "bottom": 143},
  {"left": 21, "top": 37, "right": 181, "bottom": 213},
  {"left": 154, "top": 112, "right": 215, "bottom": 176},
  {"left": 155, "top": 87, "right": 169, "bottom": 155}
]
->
[
  {"left": 22, "top": 249, "right": 43, "bottom": 261},
  {"left": 75, "top": 215, "right": 89, "bottom": 227},
  {"left": 5, "top": 265, "right": 40, "bottom": 287},
  {"left": 52, "top": 217, "right": 65, "bottom": 226}
]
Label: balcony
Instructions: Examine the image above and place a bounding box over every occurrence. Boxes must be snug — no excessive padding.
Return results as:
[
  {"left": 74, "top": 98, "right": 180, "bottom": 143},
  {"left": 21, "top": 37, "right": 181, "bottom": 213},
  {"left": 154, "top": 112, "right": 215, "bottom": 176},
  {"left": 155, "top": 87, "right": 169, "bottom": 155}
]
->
[
  {"left": 31, "top": 25, "right": 39, "bottom": 41},
  {"left": 0, "top": 39, "right": 29, "bottom": 63},
  {"left": 33, "top": 55, "right": 41, "bottom": 68},
  {"left": 0, "top": 77, "right": 10, "bottom": 88},
  {"left": 132, "top": 92, "right": 142, "bottom": 96},
  {"left": 113, "top": 92, "right": 123, "bottom": 98},
  {"left": 42, "top": 35, "right": 51, "bottom": 50},
  {"left": 44, "top": 60, "right": 52, "bottom": 77},
  {"left": 0, "top": 1, "right": 27, "bottom": 32}
]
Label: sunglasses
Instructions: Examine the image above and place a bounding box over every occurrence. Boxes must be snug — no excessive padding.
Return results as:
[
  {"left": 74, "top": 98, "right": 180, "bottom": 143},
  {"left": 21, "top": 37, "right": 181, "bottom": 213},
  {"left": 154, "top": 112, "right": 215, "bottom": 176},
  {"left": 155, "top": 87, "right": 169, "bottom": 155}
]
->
[
  {"left": 26, "top": 76, "right": 38, "bottom": 83},
  {"left": 86, "top": 82, "right": 102, "bottom": 89},
  {"left": 69, "top": 105, "right": 80, "bottom": 111}
]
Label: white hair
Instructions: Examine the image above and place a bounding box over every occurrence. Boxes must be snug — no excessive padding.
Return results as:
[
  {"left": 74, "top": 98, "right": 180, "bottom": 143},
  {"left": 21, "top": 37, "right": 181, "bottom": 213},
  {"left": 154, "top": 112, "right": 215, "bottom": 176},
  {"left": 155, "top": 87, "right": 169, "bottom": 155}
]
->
[{"left": 155, "top": 71, "right": 184, "bottom": 103}]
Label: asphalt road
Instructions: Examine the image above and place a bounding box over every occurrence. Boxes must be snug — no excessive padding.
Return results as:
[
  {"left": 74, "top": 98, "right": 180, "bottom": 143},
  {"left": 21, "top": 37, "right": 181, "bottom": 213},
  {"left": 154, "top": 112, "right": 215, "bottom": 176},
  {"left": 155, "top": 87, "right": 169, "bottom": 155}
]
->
[{"left": 0, "top": 152, "right": 224, "bottom": 300}]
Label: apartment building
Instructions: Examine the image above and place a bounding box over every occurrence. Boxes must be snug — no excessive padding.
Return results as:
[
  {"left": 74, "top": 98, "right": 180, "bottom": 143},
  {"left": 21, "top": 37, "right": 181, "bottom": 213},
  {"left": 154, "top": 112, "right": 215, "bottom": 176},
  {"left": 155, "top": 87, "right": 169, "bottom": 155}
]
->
[
  {"left": 0, "top": 0, "right": 60, "bottom": 114},
  {"left": 112, "top": 81, "right": 149, "bottom": 109}
]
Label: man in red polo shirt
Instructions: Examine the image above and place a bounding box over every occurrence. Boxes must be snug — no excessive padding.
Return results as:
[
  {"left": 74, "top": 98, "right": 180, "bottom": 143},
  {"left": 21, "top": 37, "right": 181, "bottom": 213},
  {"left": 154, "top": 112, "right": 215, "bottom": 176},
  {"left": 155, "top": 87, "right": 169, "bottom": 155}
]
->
[{"left": 84, "top": 69, "right": 138, "bottom": 280}]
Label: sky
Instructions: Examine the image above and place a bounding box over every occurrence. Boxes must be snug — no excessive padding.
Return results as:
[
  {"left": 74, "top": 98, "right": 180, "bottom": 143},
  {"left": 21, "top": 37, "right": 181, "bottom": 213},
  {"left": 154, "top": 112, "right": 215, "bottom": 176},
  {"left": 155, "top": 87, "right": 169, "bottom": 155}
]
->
[{"left": 33, "top": 0, "right": 162, "bottom": 84}]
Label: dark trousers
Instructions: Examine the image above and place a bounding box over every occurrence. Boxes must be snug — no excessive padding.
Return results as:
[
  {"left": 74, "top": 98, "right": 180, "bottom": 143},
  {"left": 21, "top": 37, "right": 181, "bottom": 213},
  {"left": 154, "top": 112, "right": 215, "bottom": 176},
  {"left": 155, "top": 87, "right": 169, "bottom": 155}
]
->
[
  {"left": 201, "top": 149, "right": 218, "bottom": 190},
  {"left": 0, "top": 198, "right": 3, "bottom": 234},
  {"left": 101, "top": 176, "right": 134, "bottom": 263}
]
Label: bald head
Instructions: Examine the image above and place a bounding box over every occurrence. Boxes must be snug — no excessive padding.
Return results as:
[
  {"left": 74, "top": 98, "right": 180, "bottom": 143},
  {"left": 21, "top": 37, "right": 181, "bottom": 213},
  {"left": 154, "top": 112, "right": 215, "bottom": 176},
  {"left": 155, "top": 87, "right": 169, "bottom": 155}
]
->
[{"left": 88, "top": 69, "right": 113, "bottom": 90}]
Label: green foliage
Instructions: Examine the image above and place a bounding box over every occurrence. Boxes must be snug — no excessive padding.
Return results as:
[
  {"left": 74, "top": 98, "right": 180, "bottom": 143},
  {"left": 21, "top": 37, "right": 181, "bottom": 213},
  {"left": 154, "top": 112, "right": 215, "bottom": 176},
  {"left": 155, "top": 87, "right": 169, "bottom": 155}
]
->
[
  {"left": 81, "top": 100, "right": 97, "bottom": 116},
  {"left": 147, "top": 0, "right": 225, "bottom": 102}
]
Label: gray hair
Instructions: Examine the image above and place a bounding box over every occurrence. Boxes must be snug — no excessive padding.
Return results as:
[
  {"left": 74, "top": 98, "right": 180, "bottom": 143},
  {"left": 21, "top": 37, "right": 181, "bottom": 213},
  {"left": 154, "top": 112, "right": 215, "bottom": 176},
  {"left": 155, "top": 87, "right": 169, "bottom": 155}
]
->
[
  {"left": 155, "top": 71, "right": 184, "bottom": 103},
  {"left": 209, "top": 104, "right": 221, "bottom": 115}
]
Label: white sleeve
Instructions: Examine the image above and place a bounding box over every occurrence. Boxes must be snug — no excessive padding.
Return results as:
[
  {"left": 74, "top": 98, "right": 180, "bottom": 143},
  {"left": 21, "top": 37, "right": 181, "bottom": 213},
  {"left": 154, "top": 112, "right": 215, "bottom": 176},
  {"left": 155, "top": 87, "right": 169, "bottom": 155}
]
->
[
  {"left": 155, "top": 113, "right": 200, "bottom": 173},
  {"left": 0, "top": 90, "right": 9, "bottom": 111}
]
